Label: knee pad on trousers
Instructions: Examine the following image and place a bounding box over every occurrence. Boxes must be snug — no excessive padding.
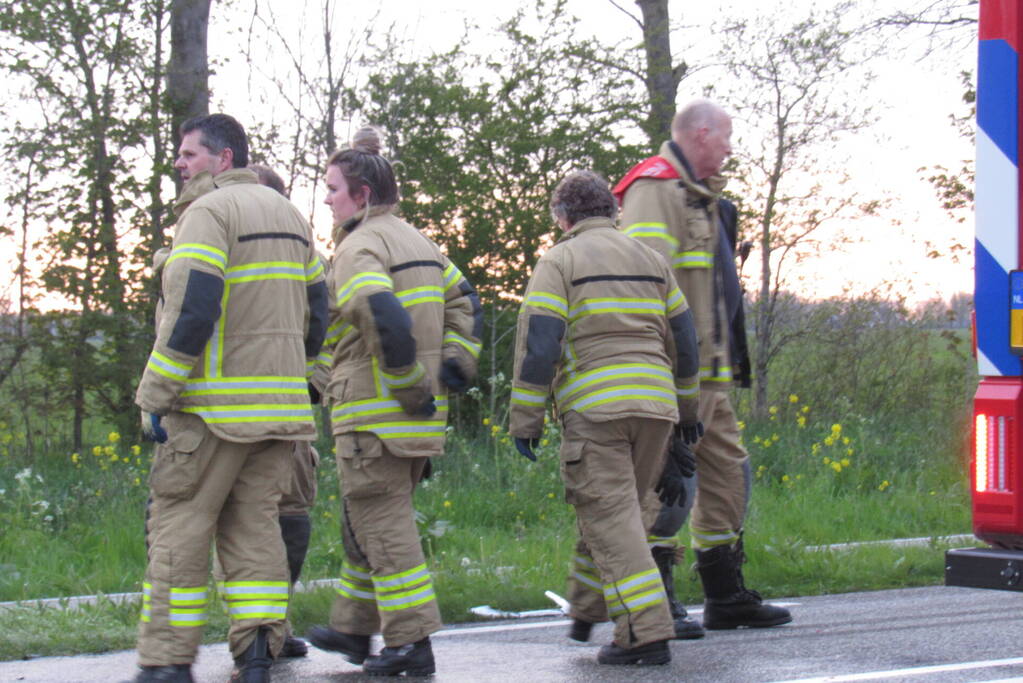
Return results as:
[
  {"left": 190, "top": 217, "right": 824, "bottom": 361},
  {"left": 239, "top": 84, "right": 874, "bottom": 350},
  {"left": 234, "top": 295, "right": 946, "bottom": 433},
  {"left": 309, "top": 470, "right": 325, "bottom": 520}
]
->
[
  {"left": 649, "top": 474, "right": 697, "bottom": 538},
  {"left": 279, "top": 514, "right": 312, "bottom": 584}
]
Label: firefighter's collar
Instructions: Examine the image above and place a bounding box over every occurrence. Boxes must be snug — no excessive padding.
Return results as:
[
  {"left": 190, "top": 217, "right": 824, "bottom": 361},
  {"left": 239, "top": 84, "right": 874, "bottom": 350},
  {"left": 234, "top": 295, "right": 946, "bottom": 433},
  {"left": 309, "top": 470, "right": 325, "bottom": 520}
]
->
[
  {"left": 661, "top": 141, "right": 724, "bottom": 200},
  {"left": 333, "top": 203, "right": 395, "bottom": 245},
  {"left": 560, "top": 215, "right": 616, "bottom": 241},
  {"left": 172, "top": 168, "right": 258, "bottom": 217}
]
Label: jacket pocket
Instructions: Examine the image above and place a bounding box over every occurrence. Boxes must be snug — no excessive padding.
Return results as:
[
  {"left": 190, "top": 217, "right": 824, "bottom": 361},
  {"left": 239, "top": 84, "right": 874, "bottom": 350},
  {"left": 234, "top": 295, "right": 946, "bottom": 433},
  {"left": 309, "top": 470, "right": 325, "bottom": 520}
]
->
[
  {"left": 337, "top": 432, "right": 387, "bottom": 500},
  {"left": 149, "top": 412, "right": 208, "bottom": 500}
]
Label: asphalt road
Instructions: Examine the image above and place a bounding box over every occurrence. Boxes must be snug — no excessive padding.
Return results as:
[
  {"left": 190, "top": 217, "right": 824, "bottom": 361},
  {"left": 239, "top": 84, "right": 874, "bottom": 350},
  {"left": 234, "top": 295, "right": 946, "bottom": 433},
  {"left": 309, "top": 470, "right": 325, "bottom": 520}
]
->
[{"left": 3, "top": 585, "right": 1022, "bottom": 682}]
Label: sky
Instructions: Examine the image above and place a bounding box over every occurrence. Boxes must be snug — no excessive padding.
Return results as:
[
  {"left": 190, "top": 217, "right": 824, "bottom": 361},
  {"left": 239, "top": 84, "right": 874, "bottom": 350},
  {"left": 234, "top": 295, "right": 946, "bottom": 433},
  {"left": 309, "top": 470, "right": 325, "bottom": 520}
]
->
[{"left": 206, "top": 0, "right": 976, "bottom": 307}]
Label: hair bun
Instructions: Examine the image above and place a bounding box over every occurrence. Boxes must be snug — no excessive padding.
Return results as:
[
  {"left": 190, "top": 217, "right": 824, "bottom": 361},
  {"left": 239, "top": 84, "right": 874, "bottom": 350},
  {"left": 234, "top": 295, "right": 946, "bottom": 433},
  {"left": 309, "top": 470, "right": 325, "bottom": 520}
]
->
[{"left": 351, "top": 126, "right": 383, "bottom": 155}]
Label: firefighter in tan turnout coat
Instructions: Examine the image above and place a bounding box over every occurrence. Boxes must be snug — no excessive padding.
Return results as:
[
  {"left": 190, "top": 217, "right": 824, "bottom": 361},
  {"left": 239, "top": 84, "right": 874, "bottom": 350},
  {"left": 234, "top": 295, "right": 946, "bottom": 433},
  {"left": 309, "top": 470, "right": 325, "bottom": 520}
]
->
[
  {"left": 509, "top": 171, "right": 702, "bottom": 667},
  {"left": 133, "top": 114, "right": 328, "bottom": 683},
  {"left": 616, "top": 99, "right": 792, "bottom": 631},
  {"left": 306, "top": 127, "right": 482, "bottom": 677}
]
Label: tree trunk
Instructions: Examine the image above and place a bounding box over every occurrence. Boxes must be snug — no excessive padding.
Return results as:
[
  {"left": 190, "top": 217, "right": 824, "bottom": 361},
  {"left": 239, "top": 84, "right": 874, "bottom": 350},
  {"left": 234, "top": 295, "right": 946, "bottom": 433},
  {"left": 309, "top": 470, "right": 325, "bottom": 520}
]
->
[
  {"left": 168, "top": 0, "right": 211, "bottom": 193},
  {"left": 635, "top": 0, "right": 686, "bottom": 146}
]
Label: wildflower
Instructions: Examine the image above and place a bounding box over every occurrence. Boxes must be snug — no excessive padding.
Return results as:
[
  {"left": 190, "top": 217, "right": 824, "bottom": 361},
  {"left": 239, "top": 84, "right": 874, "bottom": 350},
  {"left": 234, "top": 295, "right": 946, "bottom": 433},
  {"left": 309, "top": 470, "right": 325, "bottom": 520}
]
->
[
  {"left": 811, "top": 443, "right": 821, "bottom": 455},
  {"left": 824, "top": 436, "right": 835, "bottom": 446},
  {"left": 796, "top": 474, "right": 804, "bottom": 480},
  {"left": 443, "top": 500, "right": 452, "bottom": 509},
  {"left": 840, "top": 458, "right": 851, "bottom": 467},
  {"left": 328, "top": 494, "right": 337, "bottom": 501},
  {"left": 823, "top": 457, "right": 831, "bottom": 465},
  {"left": 103, "top": 446, "right": 115, "bottom": 457},
  {"left": 482, "top": 418, "right": 491, "bottom": 426},
  {"left": 831, "top": 461, "right": 842, "bottom": 473},
  {"left": 491, "top": 425, "right": 500, "bottom": 435},
  {"left": 831, "top": 423, "right": 842, "bottom": 434},
  {"left": 796, "top": 416, "right": 806, "bottom": 428},
  {"left": 508, "top": 491, "right": 516, "bottom": 498},
  {"left": 789, "top": 394, "right": 799, "bottom": 403},
  {"left": 802, "top": 405, "right": 810, "bottom": 413},
  {"left": 879, "top": 480, "right": 890, "bottom": 491},
  {"left": 846, "top": 448, "right": 854, "bottom": 456},
  {"left": 753, "top": 436, "right": 762, "bottom": 444},
  {"left": 71, "top": 453, "right": 79, "bottom": 464},
  {"left": 737, "top": 421, "right": 745, "bottom": 430},
  {"left": 133, "top": 477, "right": 141, "bottom": 486},
  {"left": 782, "top": 474, "right": 790, "bottom": 482},
  {"left": 769, "top": 406, "right": 778, "bottom": 415},
  {"left": 843, "top": 437, "right": 850, "bottom": 445},
  {"left": 92, "top": 446, "right": 102, "bottom": 456},
  {"left": 108, "top": 431, "right": 121, "bottom": 443},
  {"left": 547, "top": 492, "right": 555, "bottom": 499},
  {"left": 771, "top": 434, "right": 780, "bottom": 443},
  {"left": 541, "top": 439, "right": 549, "bottom": 447},
  {"left": 131, "top": 445, "right": 141, "bottom": 456}
]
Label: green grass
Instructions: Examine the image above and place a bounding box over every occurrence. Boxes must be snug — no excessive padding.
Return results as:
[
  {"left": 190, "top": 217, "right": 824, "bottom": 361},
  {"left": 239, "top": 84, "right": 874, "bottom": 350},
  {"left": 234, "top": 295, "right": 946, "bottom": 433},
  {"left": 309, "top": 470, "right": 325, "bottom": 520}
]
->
[{"left": 0, "top": 399, "right": 973, "bottom": 661}]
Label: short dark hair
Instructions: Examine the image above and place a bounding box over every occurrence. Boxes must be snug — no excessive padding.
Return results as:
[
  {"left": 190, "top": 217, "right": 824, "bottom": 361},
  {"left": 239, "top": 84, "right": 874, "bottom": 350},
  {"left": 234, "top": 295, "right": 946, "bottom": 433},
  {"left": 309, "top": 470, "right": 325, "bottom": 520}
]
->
[
  {"left": 326, "top": 126, "right": 398, "bottom": 207},
  {"left": 249, "top": 164, "right": 287, "bottom": 197},
  {"left": 181, "top": 114, "right": 249, "bottom": 168},
  {"left": 550, "top": 170, "right": 617, "bottom": 227}
]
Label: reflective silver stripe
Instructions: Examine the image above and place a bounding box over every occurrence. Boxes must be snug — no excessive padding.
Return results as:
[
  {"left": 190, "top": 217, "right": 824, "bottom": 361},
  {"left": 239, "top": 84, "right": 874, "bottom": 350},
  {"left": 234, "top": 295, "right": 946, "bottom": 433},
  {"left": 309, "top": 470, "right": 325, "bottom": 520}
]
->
[
  {"left": 343, "top": 564, "right": 372, "bottom": 581},
  {"left": 222, "top": 583, "right": 289, "bottom": 599},
  {"left": 169, "top": 610, "right": 207, "bottom": 625},
  {"left": 148, "top": 351, "right": 191, "bottom": 379},
  {"left": 523, "top": 292, "right": 568, "bottom": 316},
  {"left": 228, "top": 603, "right": 288, "bottom": 618},
  {"left": 572, "top": 570, "right": 602, "bottom": 592},
  {"left": 357, "top": 422, "right": 447, "bottom": 436},
  {"left": 226, "top": 263, "right": 306, "bottom": 282},
  {"left": 377, "top": 584, "right": 436, "bottom": 610},
  {"left": 443, "top": 330, "right": 482, "bottom": 357},
  {"left": 569, "top": 299, "right": 666, "bottom": 319},
  {"left": 673, "top": 251, "right": 713, "bottom": 268},
  {"left": 556, "top": 364, "right": 673, "bottom": 403},
  {"left": 183, "top": 406, "right": 313, "bottom": 419},
  {"left": 603, "top": 569, "right": 661, "bottom": 599},
  {"left": 333, "top": 398, "right": 448, "bottom": 421},
  {"left": 568, "top": 386, "right": 675, "bottom": 412},
  {"left": 373, "top": 564, "right": 430, "bottom": 590},
  {"left": 443, "top": 263, "right": 462, "bottom": 290},
  {"left": 337, "top": 581, "right": 376, "bottom": 602},
  {"left": 183, "top": 379, "right": 306, "bottom": 391},
  {"left": 573, "top": 554, "right": 596, "bottom": 569},
  {"left": 511, "top": 388, "right": 546, "bottom": 406},
  {"left": 381, "top": 363, "right": 425, "bottom": 389}
]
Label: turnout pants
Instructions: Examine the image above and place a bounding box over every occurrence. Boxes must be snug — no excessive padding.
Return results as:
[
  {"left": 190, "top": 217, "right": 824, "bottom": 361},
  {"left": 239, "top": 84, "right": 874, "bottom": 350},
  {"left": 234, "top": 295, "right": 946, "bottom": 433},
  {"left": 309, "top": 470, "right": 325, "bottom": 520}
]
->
[
  {"left": 562, "top": 412, "right": 675, "bottom": 647},
  {"left": 138, "top": 412, "right": 292, "bottom": 666},
  {"left": 329, "top": 432, "right": 442, "bottom": 647}
]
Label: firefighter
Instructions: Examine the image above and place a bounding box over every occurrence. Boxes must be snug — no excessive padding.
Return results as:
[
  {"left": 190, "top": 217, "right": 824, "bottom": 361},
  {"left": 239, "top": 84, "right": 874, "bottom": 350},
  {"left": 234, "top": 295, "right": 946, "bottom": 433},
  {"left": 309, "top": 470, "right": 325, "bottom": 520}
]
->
[
  {"left": 133, "top": 114, "right": 328, "bottom": 683},
  {"left": 614, "top": 99, "right": 792, "bottom": 631},
  {"left": 509, "top": 170, "right": 701, "bottom": 666},
  {"left": 305, "top": 126, "right": 482, "bottom": 677}
]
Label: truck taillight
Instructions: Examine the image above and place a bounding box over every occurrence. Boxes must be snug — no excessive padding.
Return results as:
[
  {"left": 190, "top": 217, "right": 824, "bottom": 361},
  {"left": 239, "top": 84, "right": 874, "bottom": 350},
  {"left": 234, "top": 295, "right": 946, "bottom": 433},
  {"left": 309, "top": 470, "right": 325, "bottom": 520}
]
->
[{"left": 976, "top": 412, "right": 1012, "bottom": 493}]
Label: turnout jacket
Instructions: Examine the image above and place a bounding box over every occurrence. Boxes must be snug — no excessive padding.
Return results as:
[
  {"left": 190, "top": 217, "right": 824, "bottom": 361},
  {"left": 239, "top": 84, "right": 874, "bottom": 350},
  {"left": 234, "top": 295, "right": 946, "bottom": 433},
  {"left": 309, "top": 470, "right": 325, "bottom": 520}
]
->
[
  {"left": 617, "top": 141, "right": 733, "bottom": 390},
  {"left": 325, "top": 205, "right": 482, "bottom": 457},
  {"left": 509, "top": 216, "right": 700, "bottom": 439},
  {"left": 136, "top": 168, "right": 329, "bottom": 442}
]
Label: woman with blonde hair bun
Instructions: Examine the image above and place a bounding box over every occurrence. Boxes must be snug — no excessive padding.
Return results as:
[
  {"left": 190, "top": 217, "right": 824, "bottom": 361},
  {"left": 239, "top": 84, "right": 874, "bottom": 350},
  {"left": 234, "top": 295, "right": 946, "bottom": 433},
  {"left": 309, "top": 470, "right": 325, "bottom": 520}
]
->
[{"left": 306, "top": 126, "right": 483, "bottom": 677}]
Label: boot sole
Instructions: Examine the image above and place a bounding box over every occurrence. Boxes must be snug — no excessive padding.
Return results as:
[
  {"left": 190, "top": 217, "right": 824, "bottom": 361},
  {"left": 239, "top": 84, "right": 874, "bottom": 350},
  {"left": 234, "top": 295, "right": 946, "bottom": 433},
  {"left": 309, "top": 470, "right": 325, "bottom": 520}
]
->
[
  {"left": 365, "top": 665, "right": 436, "bottom": 676},
  {"left": 704, "top": 614, "right": 793, "bottom": 630},
  {"left": 597, "top": 650, "right": 671, "bottom": 666}
]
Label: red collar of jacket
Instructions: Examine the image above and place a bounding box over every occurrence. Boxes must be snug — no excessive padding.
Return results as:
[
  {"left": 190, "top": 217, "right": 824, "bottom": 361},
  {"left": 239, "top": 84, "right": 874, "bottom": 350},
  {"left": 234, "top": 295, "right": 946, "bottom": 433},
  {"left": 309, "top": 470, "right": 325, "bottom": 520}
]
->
[{"left": 612, "top": 156, "right": 680, "bottom": 202}]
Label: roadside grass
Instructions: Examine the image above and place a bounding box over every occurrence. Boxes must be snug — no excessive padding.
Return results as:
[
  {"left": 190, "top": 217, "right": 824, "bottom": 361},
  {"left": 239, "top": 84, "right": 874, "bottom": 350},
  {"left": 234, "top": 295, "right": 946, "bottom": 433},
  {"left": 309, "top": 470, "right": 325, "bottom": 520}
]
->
[{"left": 0, "top": 398, "right": 973, "bottom": 661}]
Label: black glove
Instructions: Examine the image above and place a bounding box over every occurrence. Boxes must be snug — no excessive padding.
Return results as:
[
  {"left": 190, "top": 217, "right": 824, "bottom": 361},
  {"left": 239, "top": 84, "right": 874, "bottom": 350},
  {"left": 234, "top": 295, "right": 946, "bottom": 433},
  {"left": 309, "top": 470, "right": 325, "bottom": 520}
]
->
[
  {"left": 514, "top": 437, "right": 539, "bottom": 462},
  {"left": 678, "top": 420, "right": 704, "bottom": 445},
  {"left": 308, "top": 382, "right": 321, "bottom": 405},
  {"left": 416, "top": 395, "right": 437, "bottom": 417},
  {"left": 440, "top": 357, "right": 469, "bottom": 393},
  {"left": 420, "top": 458, "right": 433, "bottom": 482},
  {"left": 667, "top": 430, "right": 697, "bottom": 478},
  {"left": 141, "top": 411, "right": 168, "bottom": 444},
  {"left": 655, "top": 456, "right": 686, "bottom": 507}
]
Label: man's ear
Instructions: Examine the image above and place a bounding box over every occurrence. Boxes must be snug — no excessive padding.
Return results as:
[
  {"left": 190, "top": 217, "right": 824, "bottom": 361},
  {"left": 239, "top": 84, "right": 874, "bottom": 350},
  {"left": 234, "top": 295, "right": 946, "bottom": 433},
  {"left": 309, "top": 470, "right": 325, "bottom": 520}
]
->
[{"left": 219, "top": 147, "right": 234, "bottom": 173}]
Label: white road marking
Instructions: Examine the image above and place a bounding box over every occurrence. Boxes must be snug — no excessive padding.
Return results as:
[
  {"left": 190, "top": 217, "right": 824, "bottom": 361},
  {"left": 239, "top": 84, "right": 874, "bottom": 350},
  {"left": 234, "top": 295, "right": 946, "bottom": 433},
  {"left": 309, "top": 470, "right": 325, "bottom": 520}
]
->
[{"left": 769, "top": 656, "right": 1023, "bottom": 682}]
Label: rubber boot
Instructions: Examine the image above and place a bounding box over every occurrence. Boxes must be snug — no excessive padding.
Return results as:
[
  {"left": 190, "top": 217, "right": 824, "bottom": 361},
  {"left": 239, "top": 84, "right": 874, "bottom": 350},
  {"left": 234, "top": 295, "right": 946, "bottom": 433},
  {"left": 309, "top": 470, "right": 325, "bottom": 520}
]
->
[
  {"left": 695, "top": 541, "right": 792, "bottom": 630},
  {"left": 231, "top": 626, "right": 273, "bottom": 683},
  {"left": 306, "top": 625, "right": 371, "bottom": 664},
  {"left": 278, "top": 515, "right": 311, "bottom": 659},
  {"left": 133, "top": 665, "right": 194, "bottom": 683},
  {"left": 362, "top": 637, "right": 435, "bottom": 676},
  {"left": 596, "top": 639, "right": 671, "bottom": 666},
  {"left": 651, "top": 546, "right": 705, "bottom": 640},
  {"left": 568, "top": 618, "right": 593, "bottom": 642}
]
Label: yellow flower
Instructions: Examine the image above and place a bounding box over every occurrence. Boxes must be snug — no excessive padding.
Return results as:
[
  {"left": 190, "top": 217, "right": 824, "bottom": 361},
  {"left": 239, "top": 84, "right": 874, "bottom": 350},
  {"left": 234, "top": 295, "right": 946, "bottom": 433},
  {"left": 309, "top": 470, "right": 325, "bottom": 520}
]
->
[
  {"left": 823, "top": 457, "right": 831, "bottom": 465},
  {"left": 846, "top": 448, "right": 854, "bottom": 456},
  {"left": 443, "top": 500, "right": 452, "bottom": 508},
  {"left": 782, "top": 474, "right": 790, "bottom": 482},
  {"left": 840, "top": 458, "right": 850, "bottom": 467},
  {"left": 107, "top": 431, "right": 121, "bottom": 443},
  {"left": 753, "top": 436, "right": 762, "bottom": 444},
  {"left": 92, "top": 446, "right": 102, "bottom": 456},
  {"left": 122, "top": 457, "right": 130, "bottom": 463},
  {"left": 789, "top": 394, "right": 799, "bottom": 403},
  {"left": 843, "top": 437, "right": 850, "bottom": 445},
  {"left": 541, "top": 439, "right": 549, "bottom": 447},
  {"left": 482, "top": 418, "right": 490, "bottom": 426},
  {"left": 547, "top": 492, "right": 555, "bottom": 499},
  {"left": 796, "top": 474, "right": 803, "bottom": 480},
  {"left": 879, "top": 480, "right": 890, "bottom": 491},
  {"left": 811, "top": 443, "right": 821, "bottom": 455},
  {"left": 830, "top": 461, "right": 842, "bottom": 473},
  {"left": 103, "top": 445, "right": 115, "bottom": 456},
  {"left": 769, "top": 406, "right": 778, "bottom": 415},
  {"left": 328, "top": 494, "right": 337, "bottom": 501},
  {"left": 771, "top": 434, "right": 780, "bottom": 443},
  {"left": 737, "top": 421, "right": 745, "bottom": 430},
  {"left": 71, "top": 453, "right": 79, "bottom": 464},
  {"left": 133, "top": 477, "right": 140, "bottom": 486},
  {"left": 491, "top": 425, "right": 500, "bottom": 434},
  {"left": 802, "top": 405, "right": 810, "bottom": 413},
  {"left": 831, "top": 423, "right": 842, "bottom": 434},
  {"left": 508, "top": 491, "right": 516, "bottom": 498},
  {"left": 824, "top": 436, "right": 835, "bottom": 446},
  {"left": 131, "top": 445, "right": 141, "bottom": 456}
]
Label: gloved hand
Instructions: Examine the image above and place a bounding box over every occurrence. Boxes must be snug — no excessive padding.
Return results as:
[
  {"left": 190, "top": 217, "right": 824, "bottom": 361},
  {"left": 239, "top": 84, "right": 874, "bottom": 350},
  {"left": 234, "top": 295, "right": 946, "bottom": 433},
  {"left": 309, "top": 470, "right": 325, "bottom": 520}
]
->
[
  {"left": 308, "top": 382, "right": 322, "bottom": 406},
  {"left": 420, "top": 458, "right": 433, "bottom": 482},
  {"left": 440, "top": 357, "right": 469, "bottom": 393},
  {"left": 668, "top": 430, "right": 697, "bottom": 478},
  {"left": 514, "top": 437, "right": 539, "bottom": 462},
  {"left": 391, "top": 368, "right": 437, "bottom": 417},
  {"left": 655, "top": 455, "right": 686, "bottom": 507},
  {"left": 678, "top": 420, "right": 704, "bottom": 445},
  {"left": 141, "top": 411, "right": 168, "bottom": 444}
]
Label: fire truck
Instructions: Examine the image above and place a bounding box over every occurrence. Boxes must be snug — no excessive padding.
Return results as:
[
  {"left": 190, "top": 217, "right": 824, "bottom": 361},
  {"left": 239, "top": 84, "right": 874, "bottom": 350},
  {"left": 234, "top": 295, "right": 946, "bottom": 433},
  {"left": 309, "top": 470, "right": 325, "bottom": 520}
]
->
[{"left": 945, "top": 0, "right": 1023, "bottom": 589}]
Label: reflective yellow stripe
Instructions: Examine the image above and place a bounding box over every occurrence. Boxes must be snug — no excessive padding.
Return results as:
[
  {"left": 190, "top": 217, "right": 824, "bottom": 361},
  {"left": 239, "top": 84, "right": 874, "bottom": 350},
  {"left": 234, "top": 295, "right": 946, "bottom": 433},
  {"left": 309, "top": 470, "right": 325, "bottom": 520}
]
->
[
  {"left": 147, "top": 350, "right": 192, "bottom": 380},
  {"left": 563, "top": 385, "right": 676, "bottom": 413},
  {"left": 354, "top": 421, "right": 447, "bottom": 439},
  {"left": 396, "top": 285, "right": 444, "bottom": 307},
  {"left": 666, "top": 287, "right": 686, "bottom": 315},
  {"left": 332, "top": 398, "right": 448, "bottom": 423},
  {"left": 165, "top": 242, "right": 227, "bottom": 272},
  {"left": 624, "top": 223, "right": 679, "bottom": 249},
  {"left": 337, "top": 272, "right": 393, "bottom": 306},
  {"left": 225, "top": 260, "right": 306, "bottom": 283},
  {"left": 511, "top": 387, "right": 547, "bottom": 407},
  {"left": 443, "top": 330, "right": 481, "bottom": 358},
  {"left": 673, "top": 251, "right": 713, "bottom": 269},
  {"left": 568, "top": 297, "right": 666, "bottom": 320},
  {"left": 381, "top": 363, "right": 425, "bottom": 389},
  {"left": 306, "top": 256, "right": 325, "bottom": 282},
  {"left": 181, "top": 404, "right": 314, "bottom": 423},
  {"left": 443, "top": 263, "right": 463, "bottom": 290},
  {"left": 523, "top": 291, "right": 568, "bottom": 317},
  {"left": 556, "top": 363, "right": 672, "bottom": 404}
]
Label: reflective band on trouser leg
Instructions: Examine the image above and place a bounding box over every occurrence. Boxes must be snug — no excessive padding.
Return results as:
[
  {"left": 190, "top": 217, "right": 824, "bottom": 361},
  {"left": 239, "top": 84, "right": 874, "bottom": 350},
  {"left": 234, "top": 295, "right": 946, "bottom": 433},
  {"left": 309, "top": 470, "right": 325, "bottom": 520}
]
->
[
  {"left": 373, "top": 563, "right": 437, "bottom": 613},
  {"left": 571, "top": 553, "right": 603, "bottom": 594},
  {"left": 673, "top": 251, "right": 713, "bottom": 269},
  {"left": 336, "top": 562, "right": 376, "bottom": 604},
  {"left": 511, "top": 387, "right": 547, "bottom": 408},
  {"left": 169, "top": 586, "right": 209, "bottom": 627},
  {"left": 141, "top": 581, "right": 152, "bottom": 623},
  {"left": 690, "top": 528, "right": 739, "bottom": 550},
  {"left": 647, "top": 535, "right": 676, "bottom": 550},
  {"left": 604, "top": 568, "right": 667, "bottom": 618},
  {"left": 221, "top": 581, "right": 289, "bottom": 620}
]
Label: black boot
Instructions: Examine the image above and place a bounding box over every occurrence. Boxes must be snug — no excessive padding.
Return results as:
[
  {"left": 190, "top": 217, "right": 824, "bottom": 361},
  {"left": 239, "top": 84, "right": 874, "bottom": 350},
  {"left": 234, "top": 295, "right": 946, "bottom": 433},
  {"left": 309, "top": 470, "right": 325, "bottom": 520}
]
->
[
  {"left": 651, "top": 545, "right": 705, "bottom": 640},
  {"left": 695, "top": 542, "right": 792, "bottom": 630},
  {"left": 363, "top": 637, "right": 435, "bottom": 676},
  {"left": 232, "top": 626, "right": 273, "bottom": 682},
  {"left": 596, "top": 639, "right": 671, "bottom": 666},
  {"left": 133, "top": 665, "right": 194, "bottom": 683},
  {"left": 306, "top": 625, "right": 371, "bottom": 664},
  {"left": 568, "top": 618, "right": 593, "bottom": 642},
  {"left": 278, "top": 635, "right": 308, "bottom": 658}
]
